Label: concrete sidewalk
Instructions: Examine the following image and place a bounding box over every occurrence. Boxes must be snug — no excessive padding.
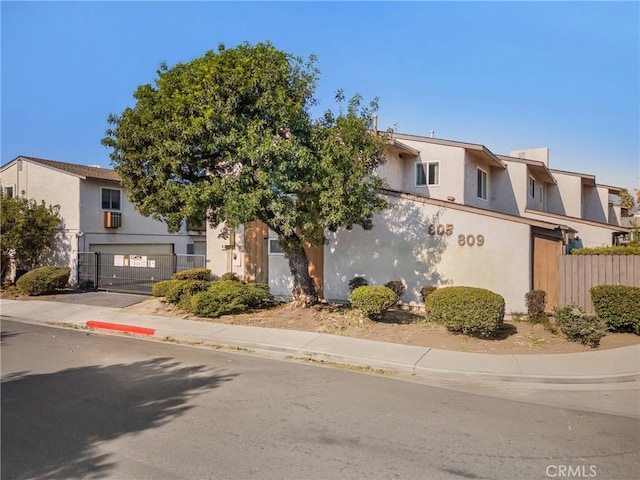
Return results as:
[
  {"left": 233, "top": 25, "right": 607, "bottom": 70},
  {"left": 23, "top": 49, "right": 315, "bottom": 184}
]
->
[{"left": 2, "top": 298, "right": 639, "bottom": 385}]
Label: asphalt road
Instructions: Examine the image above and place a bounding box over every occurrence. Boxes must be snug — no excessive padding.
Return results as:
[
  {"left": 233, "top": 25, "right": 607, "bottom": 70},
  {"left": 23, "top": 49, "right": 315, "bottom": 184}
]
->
[{"left": 2, "top": 320, "right": 638, "bottom": 480}]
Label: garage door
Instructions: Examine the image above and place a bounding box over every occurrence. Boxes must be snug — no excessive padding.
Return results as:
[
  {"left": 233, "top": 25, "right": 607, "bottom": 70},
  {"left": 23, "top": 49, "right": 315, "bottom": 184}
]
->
[{"left": 89, "top": 243, "right": 174, "bottom": 255}]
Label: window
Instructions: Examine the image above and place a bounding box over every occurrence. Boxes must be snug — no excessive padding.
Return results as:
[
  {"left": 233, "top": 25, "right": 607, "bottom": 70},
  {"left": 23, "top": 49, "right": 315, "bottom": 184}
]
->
[
  {"left": 268, "top": 238, "right": 285, "bottom": 255},
  {"left": 528, "top": 176, "right": 536, "bottom": 199},
  {"left": 2, "top": 186, "right": 14, "bottom": 198},
  {"left": 101, "top": 188, "right": 121, "bottom": 211},
  {"left": 416, "top": 161, "right": 440, "bottom": 186},
  {"left": 477, "top": 168, "right": 487, "bottom": 200}
]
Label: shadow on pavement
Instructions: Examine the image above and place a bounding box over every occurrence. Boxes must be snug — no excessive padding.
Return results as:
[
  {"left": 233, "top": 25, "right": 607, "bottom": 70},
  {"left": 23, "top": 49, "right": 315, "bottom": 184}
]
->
[
  {"left": 1, "top": 357, "right": 236, "bottom": 479},
  {"left": 50, "top": 291, "right": 148, "bottom": 308}
]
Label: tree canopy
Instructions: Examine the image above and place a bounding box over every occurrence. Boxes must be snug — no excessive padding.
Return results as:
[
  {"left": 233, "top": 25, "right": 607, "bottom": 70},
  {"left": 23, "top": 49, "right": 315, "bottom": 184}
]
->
[
  {"left": 618, "top": 187, "right": 635, "bottom": 213},
  {"left": 102, "top": 42, "right": 391, "bottom": 304},
  {"left": 1, "top": 193, "right": 61, "bottom": 282}
]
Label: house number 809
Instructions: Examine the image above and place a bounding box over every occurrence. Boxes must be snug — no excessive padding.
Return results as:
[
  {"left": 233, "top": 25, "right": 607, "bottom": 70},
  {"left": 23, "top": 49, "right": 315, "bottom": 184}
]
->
[{"left": 458, "top": 234, "right": 485, "bottom": 247}]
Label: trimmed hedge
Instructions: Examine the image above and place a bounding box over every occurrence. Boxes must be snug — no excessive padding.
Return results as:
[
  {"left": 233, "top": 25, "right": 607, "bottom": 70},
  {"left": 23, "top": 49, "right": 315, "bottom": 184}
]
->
[
  {"left": 189, "top": 281, "right": 274, "bottom": 318},
  {"left": 590, "top": 285, "right": 640, "bottom": 335},
  {"left": 425, "top": 286, "right": 505, "bottom": 336},
  {"left": 571, "top": 246, "right": 640, "bottom": 255},
  {"left": 350, "top": 285, "right": 397, "bottom": 321},
  {"left": 171, "top": 268, "right": 212, "bottom": 281},
  {"left": 16, "top": 266, "right": 70, "bottom": 295},
  {"left": 554, "top": 304, "right": 606, "bottom": 348}
]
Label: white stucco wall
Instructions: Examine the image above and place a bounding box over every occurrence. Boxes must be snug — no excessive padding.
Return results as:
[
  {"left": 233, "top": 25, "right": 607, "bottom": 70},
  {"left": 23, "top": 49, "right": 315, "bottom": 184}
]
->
[
  {"left": 580, "top": 185, "right": 608, "bottom": 224},
  {"left": 323, "top": 195, "right": 533, "bottom": 313}
]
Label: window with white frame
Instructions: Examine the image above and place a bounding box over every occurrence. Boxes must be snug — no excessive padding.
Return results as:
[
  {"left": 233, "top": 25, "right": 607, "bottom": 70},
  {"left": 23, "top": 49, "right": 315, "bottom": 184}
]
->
[
  {"left": 415, "top": 161, "right": 440, "bottom": 187},
  {"left": 528, "top": 176, "right": 536, "bottom": 199},
  {"left": 3, "top": 186, "right": 14, "bottom": 198},
  {"left": 101, "top": 188, "right": 121, "bottom": 211},
  {"left": 477, "top": 168, "right": 487, "bottom": 200}
]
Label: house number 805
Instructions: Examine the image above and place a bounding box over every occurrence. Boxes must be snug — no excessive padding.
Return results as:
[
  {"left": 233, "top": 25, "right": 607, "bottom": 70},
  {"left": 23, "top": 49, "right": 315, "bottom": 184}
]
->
[
  {"left": 428, "top": 223, "right": 454, "bottom": 236},
  {"left": 458, "top": 234, "right": 485, "bottom": 247}
]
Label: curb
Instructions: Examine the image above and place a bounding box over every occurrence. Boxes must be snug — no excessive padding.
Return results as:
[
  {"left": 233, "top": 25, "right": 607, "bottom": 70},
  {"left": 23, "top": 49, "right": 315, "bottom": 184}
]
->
[{"left": 86, "top": 320, "right": 156, "bottom": 336}]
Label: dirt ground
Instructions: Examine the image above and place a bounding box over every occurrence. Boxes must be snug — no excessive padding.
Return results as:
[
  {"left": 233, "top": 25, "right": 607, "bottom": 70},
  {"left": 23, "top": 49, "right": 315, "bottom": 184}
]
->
[{"left": 122, "top": 296, "right": 640, "bottom": 355}]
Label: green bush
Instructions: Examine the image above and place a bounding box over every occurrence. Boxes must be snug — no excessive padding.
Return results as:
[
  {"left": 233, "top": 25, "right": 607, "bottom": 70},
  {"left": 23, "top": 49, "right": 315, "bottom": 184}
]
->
[
  {"left": 16, "top": 266, "right": 70, "bottom": 295},
  {"left": 348, "top": 276, "right": 368, "bottom": 292},
  {"left": 420, "top": 285, "right": 437, "bottom": 302},
  {"left": 384, "top": 280, "right": 406, "bottom": 303},
  {"left": 164, "top": 280, "right": 211, "bottom": 310},
  {"left": 190, "top": 281, "right": 274, "bottom": 318},
  {"left": 425, "top": 286, "right": 505, "bottom": 336},
  {"left": 571, "top": 246, "right": 640, "bottom": 255},
  {"left": 590, "top": 285, "right": 640, "bottom": 335},
  {"left": 220, "top": 272, "right": 242, "bottom": 282},
  {"left": 171, "top": 268, "right": 212, "bottom": 281},
  {"left": 349, "top": 285, "right": 398, "bottom": 321},
  {"left": 525, "top": 290, "right": 547, "bottom": 321},
  {"left": 554, "top": 304, "right": 606, "bottom": 348},
  {"left": 152, "top": 280, "right": 174, "bottom": 298}
]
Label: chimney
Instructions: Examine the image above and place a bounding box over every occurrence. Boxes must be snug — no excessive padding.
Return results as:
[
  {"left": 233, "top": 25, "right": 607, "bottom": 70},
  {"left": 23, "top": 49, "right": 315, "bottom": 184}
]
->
[
  {"left": 430, "top": 130, "right": 435, "bottom": 138},
  {"left": 373, "top": 115, "right": 378, "bottom": 135}
]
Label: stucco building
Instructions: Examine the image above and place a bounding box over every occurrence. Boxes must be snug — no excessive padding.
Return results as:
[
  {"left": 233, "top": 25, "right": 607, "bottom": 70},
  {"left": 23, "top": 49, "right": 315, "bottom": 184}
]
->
[
  {"left": 206, "top": 132, "right": 630, "bottom": 313},
  {"left": 1, "top": 156, "right": 206, "bottom": 284}
]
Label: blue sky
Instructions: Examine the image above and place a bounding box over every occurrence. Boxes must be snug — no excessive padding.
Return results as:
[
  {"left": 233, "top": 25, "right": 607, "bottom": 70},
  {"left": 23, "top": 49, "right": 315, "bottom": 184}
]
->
[{"left": 2, "top": 1, "right": 639, "bottom": 193}]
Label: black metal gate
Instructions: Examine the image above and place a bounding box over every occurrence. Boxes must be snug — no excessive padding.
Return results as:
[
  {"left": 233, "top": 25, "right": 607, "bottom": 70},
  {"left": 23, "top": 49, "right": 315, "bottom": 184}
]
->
[{"left": 78, "top": 252, "right": 206, "bottom": 294}]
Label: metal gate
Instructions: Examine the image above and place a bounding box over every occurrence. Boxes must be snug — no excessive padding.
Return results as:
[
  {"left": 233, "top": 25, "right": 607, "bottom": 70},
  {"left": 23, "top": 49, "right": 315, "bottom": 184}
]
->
[{"left": 78, "top": 252, "right": 206, "bottom": 294}]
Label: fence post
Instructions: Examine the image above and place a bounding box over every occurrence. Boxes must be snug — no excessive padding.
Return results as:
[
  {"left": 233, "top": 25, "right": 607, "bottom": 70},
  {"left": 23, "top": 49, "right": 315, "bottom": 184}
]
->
[
  {"left": 95, "top": 252, "right": 100, "bottom": 289},
  {"left": 172, "top": 253, "right": 178, "bottom": 275}
]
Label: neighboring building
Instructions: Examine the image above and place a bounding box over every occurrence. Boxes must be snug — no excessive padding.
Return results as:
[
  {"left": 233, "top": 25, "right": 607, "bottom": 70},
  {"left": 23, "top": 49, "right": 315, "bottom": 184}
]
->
[
  {"left": 0, "top": 156, "right": 206, "bottom": 283},
  {"left": 206, "top": 132, "right": 631, "bottom": 313}
]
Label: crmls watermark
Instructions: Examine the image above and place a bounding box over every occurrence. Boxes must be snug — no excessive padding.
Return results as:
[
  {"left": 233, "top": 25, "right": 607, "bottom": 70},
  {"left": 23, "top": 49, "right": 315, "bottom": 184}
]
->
[{"left": 546, "top": 465, "right": 597, "bottom": 478}]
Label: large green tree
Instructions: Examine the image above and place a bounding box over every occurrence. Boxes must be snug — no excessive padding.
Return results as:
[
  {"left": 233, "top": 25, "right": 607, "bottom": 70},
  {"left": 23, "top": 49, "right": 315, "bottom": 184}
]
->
[
  {"left": 1, "top": 193, "right": 61, "bottom": 283},
  {"left": 102, "top": 42, "right": 390, "bottom": 305}
]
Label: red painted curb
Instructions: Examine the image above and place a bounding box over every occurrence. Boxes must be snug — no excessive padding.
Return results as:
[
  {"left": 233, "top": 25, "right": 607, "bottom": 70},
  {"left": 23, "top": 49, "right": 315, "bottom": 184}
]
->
[{"left": 86, "top": 321, "right": 156, "bottom": 336}]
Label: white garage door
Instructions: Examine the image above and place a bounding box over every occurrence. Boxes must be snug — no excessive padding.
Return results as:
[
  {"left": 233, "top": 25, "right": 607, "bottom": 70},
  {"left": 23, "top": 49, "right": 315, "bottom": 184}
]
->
[{"left": 88, "top": 243, "right": 174, "bottom": 255}]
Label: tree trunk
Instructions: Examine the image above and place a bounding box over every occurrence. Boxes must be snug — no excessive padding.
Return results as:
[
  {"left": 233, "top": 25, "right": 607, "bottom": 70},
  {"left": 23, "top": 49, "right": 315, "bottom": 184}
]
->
[{"left": 284, "top": 239, "right": 318, "bottom": 307}]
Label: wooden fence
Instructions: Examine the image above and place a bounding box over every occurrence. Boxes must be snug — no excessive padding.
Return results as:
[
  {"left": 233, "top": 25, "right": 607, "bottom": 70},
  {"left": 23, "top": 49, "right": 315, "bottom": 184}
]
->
[{"left": 558, "top": 255, "right": 640, "bottom": 312}]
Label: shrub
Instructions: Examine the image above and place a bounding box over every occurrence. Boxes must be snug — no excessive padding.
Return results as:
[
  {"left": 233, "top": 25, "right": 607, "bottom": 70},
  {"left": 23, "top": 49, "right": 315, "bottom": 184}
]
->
[
  {"left": 348, "top": 276, "right": 368, "bottom": 292},
  {"left": 590, "top": 285, "right": 640, "bottom": 335},
  {"left": 571, "top": 246, "right": 640, "bottom": 255},
  {"left": 152, "top": 280, "right": 174, "bottom": 298},
  {"left": 554, "top": 304, "right": 606, "bottom": 348},
  {"left": 164, "top": 280, "right": 211, "bottom": 310},
  {"left": 349, "top": 285, "right": 398, "bottom": 321},
  {"left": 525, "top": 290, "right": 547, "bottom": 321},
  {"left": 420, "top": 285, "right": 437, "bottom": 302},
  {"left": 190, "top": 281, "right": 274, "bottom": 318},
  {"left": 425, "top": 286, "right": 505, "bottom": 337},
  {"left": 384, "top": 280, "right": 406, "bottom": 304},
  {"left": 171, "top": 268, "right": 212, "bottom": 281},
  {"left": 16, "top": 266, "right": 70, "bottom": 295},
  {"left": 220, "top": 272, "right": 242, "bottom": 282}
]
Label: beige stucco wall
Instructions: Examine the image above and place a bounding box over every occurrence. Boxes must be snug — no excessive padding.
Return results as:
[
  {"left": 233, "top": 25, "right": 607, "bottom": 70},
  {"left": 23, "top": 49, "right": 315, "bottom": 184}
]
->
[
  {"left": 1, "top": 161, "right": 81, "bottom": 282},
  {"left": 549, "top": 172, "right": 582, "bottom": 218},
  {"left": 323, "top": 195, "right": 532, "bottom": 313},
  {"left": 205, "top": 224, "right": 243, "bottom": 278},
  {"left": 78, "top": 180, "right": 192, "bottom": 254}
]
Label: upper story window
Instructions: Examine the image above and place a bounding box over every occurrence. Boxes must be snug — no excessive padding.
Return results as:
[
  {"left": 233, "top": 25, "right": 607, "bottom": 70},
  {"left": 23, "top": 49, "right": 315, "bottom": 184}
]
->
[
  {"left": 416, "top": 161, "right": 440, "bottom": 187},
  {"left": 101, "top": 188, "right": 121, "bottom": 211},
  {"left": 2, "top": 186, "right": 14, "bottom": 198},
  {"left": 477, "top": 168, "right": 488, "bottom": 200},
  {"left": 528, "top": 176, "right": 536, "bottom": 199}
]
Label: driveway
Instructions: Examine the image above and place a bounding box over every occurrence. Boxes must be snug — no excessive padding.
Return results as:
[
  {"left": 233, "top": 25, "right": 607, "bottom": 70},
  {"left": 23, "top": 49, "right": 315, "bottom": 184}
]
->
[{"left": 50, "top": 291, "right": 147, "bottom": 308}]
